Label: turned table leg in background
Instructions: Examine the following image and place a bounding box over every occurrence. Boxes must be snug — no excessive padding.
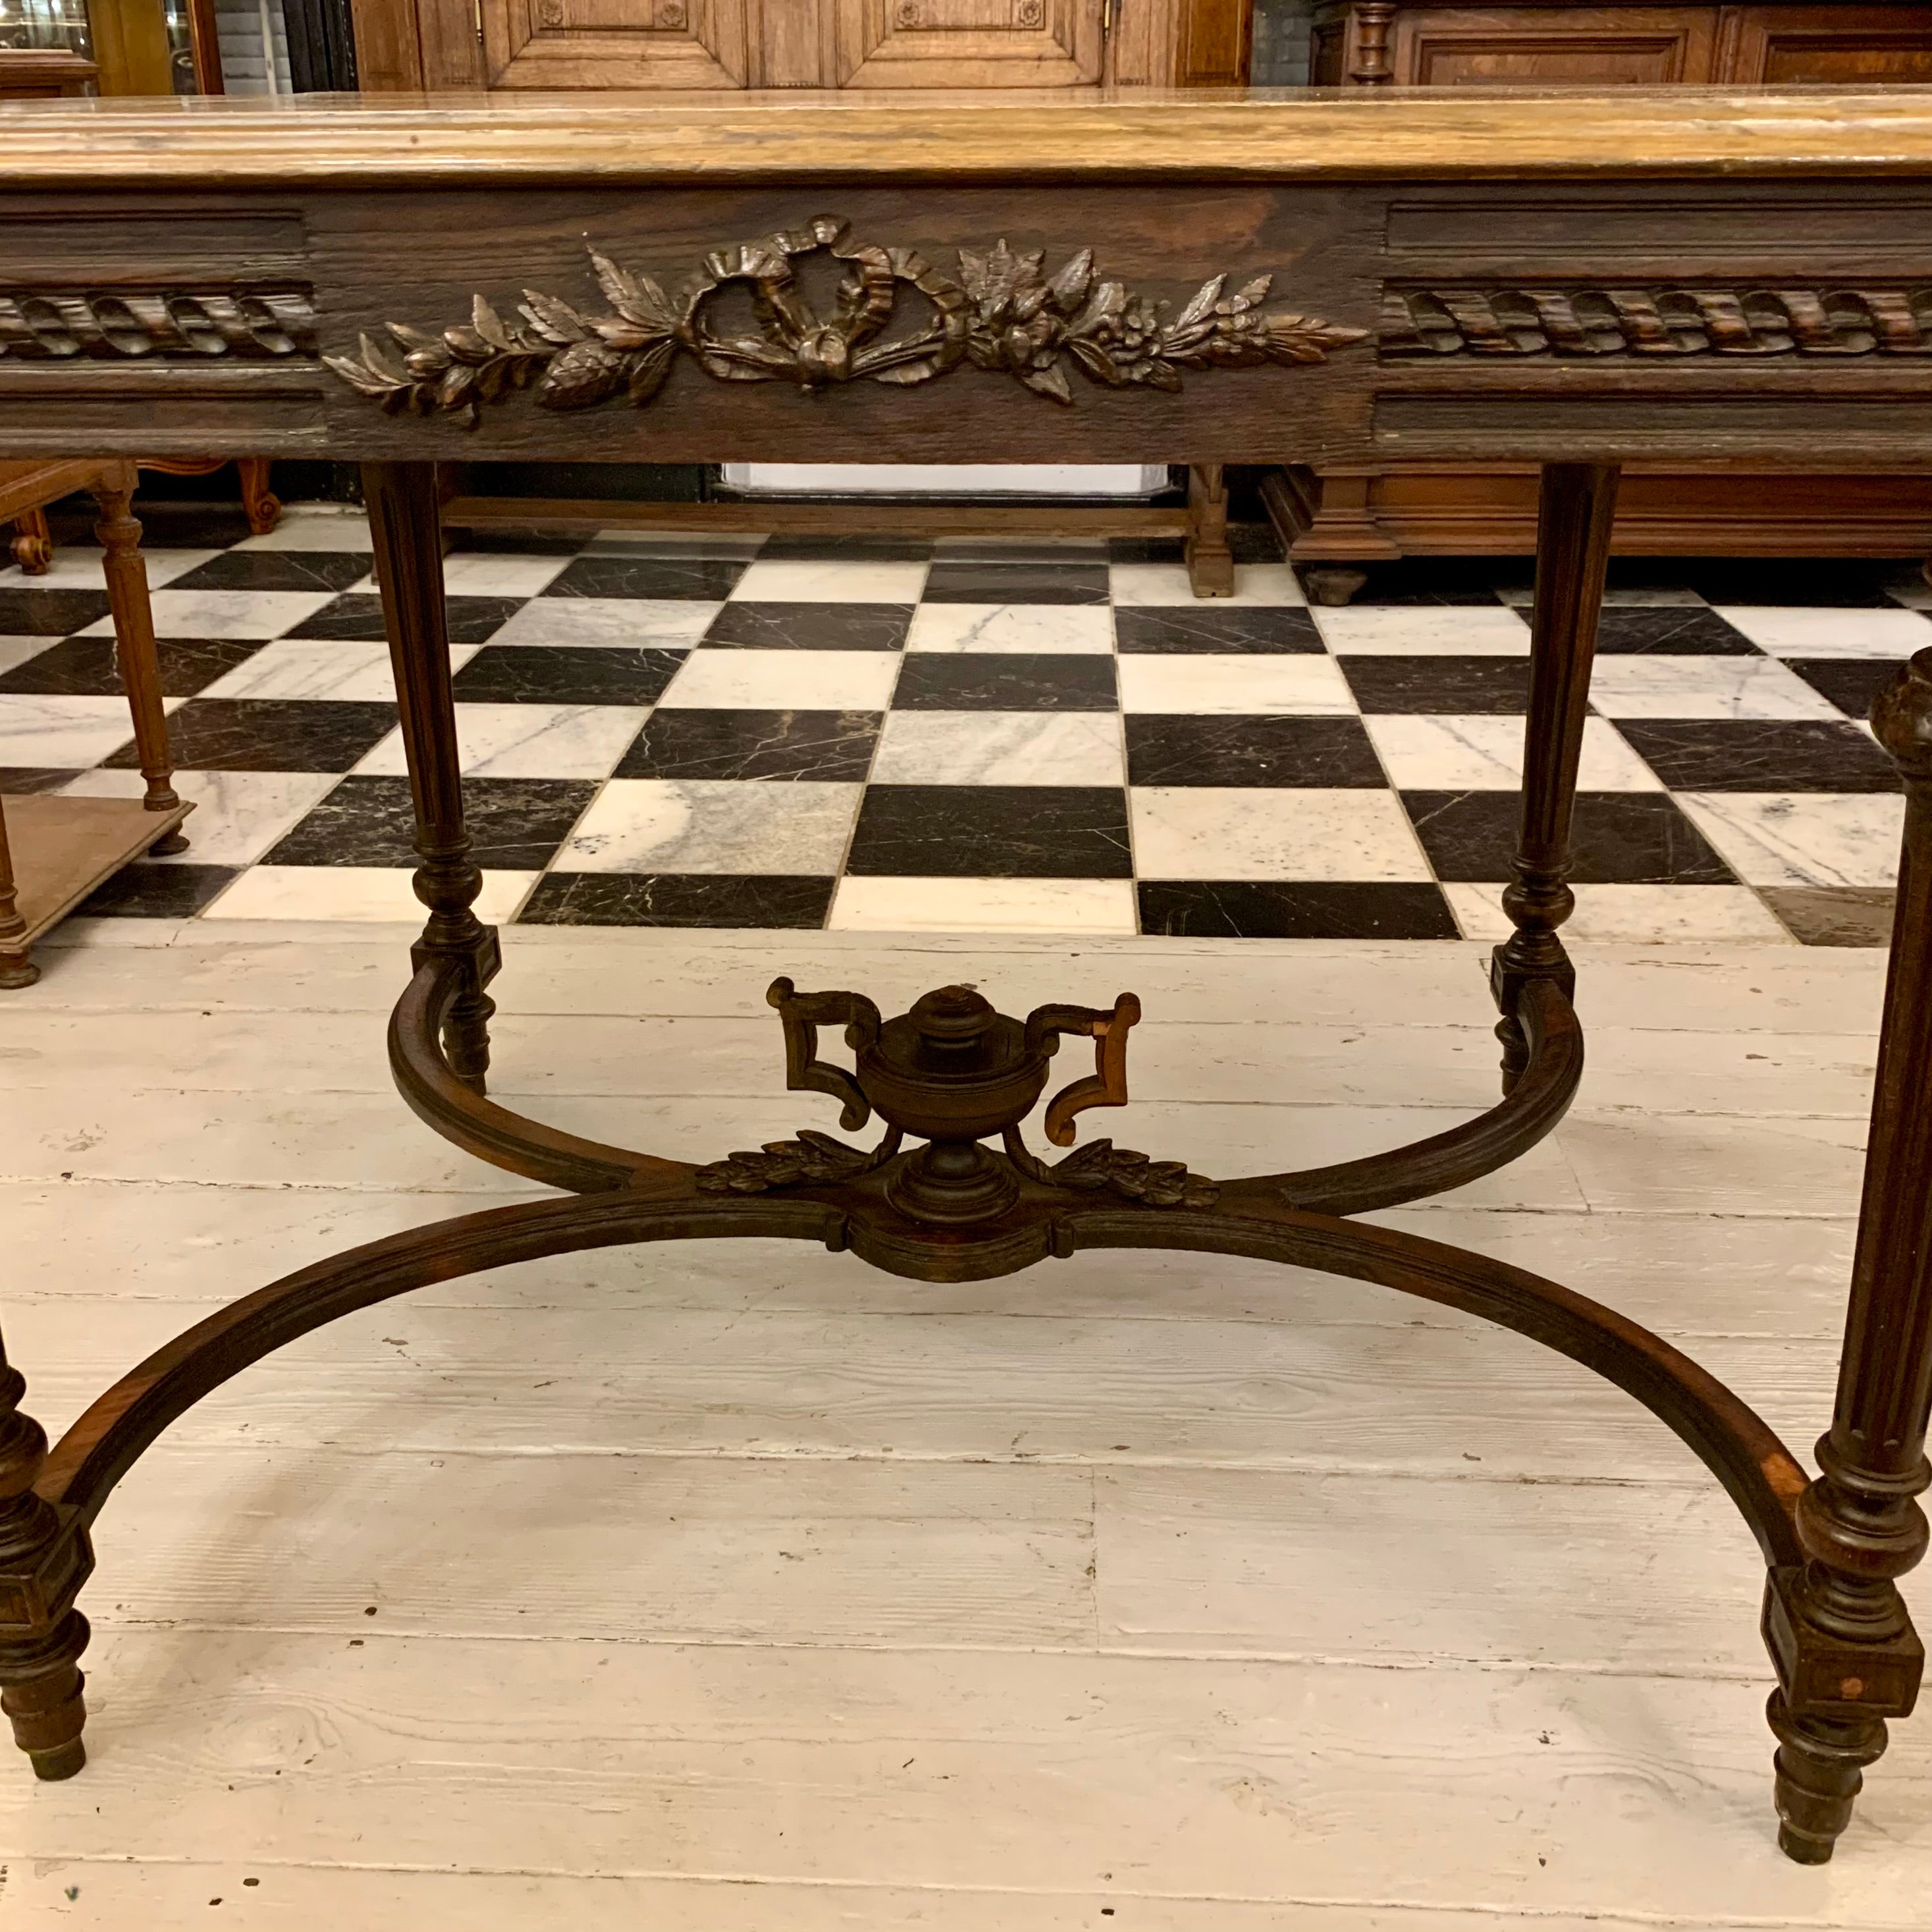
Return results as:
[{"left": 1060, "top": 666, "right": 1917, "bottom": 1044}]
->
[
  {"left": 0, "top": 802, "right": 33, "bottom": 990},
  {"left": 1184, "top": 464, "right": 1234, "bottom": 597},
  {"left": 363, "top": 461, "right": 499, "bottom": 1093},
  {"left": 91, "top": 464, "right": 188, "bottom": 854},
  {"left": 1763, "top": 646, "right": 1932, "bottom": 1862},
  {"left": 1489, "top": 462, "right": 1619, "bottom": 1088}
]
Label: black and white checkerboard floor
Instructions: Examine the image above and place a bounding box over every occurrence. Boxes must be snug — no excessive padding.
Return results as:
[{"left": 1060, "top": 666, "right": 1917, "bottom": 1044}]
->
[{"left": 3, "top": 500, "right": 1925, "bottom": 943}]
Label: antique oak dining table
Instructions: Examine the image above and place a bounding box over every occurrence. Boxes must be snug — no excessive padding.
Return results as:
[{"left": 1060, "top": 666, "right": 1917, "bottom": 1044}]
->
[{"left": 1, "top": 84, "right": 1931, "bottom": 1867}]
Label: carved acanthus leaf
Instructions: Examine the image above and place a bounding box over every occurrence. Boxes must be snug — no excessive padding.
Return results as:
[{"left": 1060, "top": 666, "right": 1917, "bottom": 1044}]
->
[
  {"left": 1046, "top": 1138, "right": 1218, "bottom": 1210},
  {"left": 695, "top": 1129, "right": 887, "bottom": 1195},
  {"left": 323, "top": 217, "right": 1366, "bottom": 427}
]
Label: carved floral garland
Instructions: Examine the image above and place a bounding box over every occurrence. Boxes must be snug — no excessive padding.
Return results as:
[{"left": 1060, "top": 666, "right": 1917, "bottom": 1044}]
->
[{"left": 324, "top": 215, "right": 1366, "bottom": 425}]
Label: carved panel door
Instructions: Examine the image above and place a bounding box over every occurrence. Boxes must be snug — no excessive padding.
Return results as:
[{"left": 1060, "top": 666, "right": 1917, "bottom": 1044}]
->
[
  {"left": 481, "top": 0, "right": 753, "bottom": 90},
  {"left": 833, "top": 0, "right": 1104, "bottom": 88}
]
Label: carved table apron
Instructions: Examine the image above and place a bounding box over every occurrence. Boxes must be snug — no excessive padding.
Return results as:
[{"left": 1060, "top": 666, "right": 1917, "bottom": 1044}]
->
[{"left": 2, "top": 88, "right": 1931, "bottom": 1865}]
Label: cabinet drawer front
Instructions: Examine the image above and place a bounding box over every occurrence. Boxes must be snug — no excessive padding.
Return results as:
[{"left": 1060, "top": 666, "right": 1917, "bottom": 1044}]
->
[
  {"left": 1719, "top": 5, "right": 1932, "bottom": 84},
  {"left": 1393, "top": 6, "right": 1719, "bottom": 85}
]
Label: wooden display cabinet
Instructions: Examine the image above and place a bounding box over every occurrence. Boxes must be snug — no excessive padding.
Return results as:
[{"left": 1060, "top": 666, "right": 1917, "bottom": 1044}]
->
[{"left": 1291, "top": 0, "right": 1932, "bottom": 593}]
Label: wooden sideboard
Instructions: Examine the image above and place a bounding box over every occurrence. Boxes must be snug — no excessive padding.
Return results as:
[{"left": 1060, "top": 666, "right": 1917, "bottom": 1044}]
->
[
  {"left": 1, "top": 87, "right": 1931, "bottom": 1871},
  {"left": 1284, "top": 1, "right": 1932, "bottom": 595}
]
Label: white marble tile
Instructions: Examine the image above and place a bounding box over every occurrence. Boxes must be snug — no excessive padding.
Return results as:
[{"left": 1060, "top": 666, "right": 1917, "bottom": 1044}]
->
[
  {"left": 558, "top": 778, "right": 861, "bottom": 874},
  {"left": 230, "top": 508, "right": 375, "bottom": 552},
  {"left": 1443, "top": 881, "right": 1794, "bottom": 944},
  {"left": 870, "top": 711, "right": 1125, "bottom": 786},
  {"left": 56, "top": 768, "right": 342, "bottom": 865},
  {"left": 905, "top": 604, "right": 1115, "bottom": 655},
  {"left": 587, "top": 531, "right": 766, "bottom": 560},
  {"left": 1713, "top": 604, "right": 1932, "bottom": 658},
  {"left": 1130, "top": 787, "right": 1431, "bottom": 882},
  {"left": 200, "top": 641, "right": 477, "bottom": 702},
  {"left": 828, "top": 875, "right": 1137, "bottom": 934},
  {"left": 357, "top": 703, "right": 647, "bottom": 780},
  {"left": 483, "top": 597, "right": 718, "bottom": 649},
  {"left": 1675, "top": 792, "right": 1907, "bottom": 889},
  {"left": 1116, "top": 653, "right": 1355, "bottom": 716},
  {"left": 1586, "top": 656, "right": 1844, "bottom": 721},
  {"left": 656, "top": 648, "right": 901, "bottom": 711},
  {"left": 1364, "top": 714, "right": 1661, "bottom": 791},
  {"left": 202, "top": 866, "right": 537, "bottom": 923},
  {"left": 344, "top": 551, "right": 572, "bottom": 599},
  {"left": 0, "top": 692, "right": 179, "bottom": 768},
  {"left": 728, "top": 558, "right": 930, "bottom": 604},
  {"left": 0, "top": 547, "right": 219, "bottom": 592},
  {"left": 1310, "top": 606, "right": 1532, "bottom": 655},
  {"left": 1110, "top": 562, "right": 1304, "bottom": 608},
  {"left": 77, "top": 589, "right": 336, "bottom": 641},
  {"left": 0, "top": 638, "right": 51, "bottom": 676}
]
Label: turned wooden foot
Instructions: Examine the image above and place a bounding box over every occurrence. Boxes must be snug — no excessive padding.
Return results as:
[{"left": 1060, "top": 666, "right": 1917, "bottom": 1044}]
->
[
  {"left": 0, "top": 1613, "right": 89, "bottom": 1780},
  {"left": 1302, "top": 564, "right": 1368, "bottom": 606},
  {"left": 9, "top": 509, "right": 52, "bottom": 577},
  {"left": 1767, "top": 1692, "right": 1889, "bottom": 1864}
]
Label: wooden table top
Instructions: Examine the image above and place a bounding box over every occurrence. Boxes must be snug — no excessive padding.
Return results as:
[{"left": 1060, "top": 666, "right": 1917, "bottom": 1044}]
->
[{"left": 3, "top": 85, "right": 1932, "bottom": 186}]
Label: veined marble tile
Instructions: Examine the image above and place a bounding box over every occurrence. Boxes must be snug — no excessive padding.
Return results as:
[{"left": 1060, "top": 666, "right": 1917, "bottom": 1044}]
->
[
  {"left": 870, "top": 711, "right": 1125, "bottom": 786},
  {"left": 1675, "top": 792, "right": 1907, "bottom": 888},
  {"left": 559, "top": 776, "right": 861, "bottom": 874},
  {"left": 904, "top": 604, "right": 1115, "bottom": 655},
  {"left": 828, "top": 875, "right": 1137, "bottom": 934},
  {"left": 1587, "top": 656, "right": 1845, "bottom": 722},
  {"left": 55, "top": 768, "right": 341, "bottom": 866},
  {"left": 0, "top": 692, "right": 182, "bottom": 767},
  {"left": 230, "top": 508, "right": 375, "bottom": 552},
  {"left": 1310, "top": 605, "right": 1531, "bottom": 655},
  {"left": 199, "top": 641, "right": 479, "bottom": 703},
  {"left": 1364, "top": 714, "right": 1661, "bottom": 791},
  {"left": 1714, "top": 604, "right": 1932, "bottom": 658},
  {"left": 586, "top": 530, "right": 767, "bottom": 560},
  {"left": 485, "top": 597, "right": 720, "bottom": 649},
  {"left": 728, "top": 558, "right": 930, "bottom": 604},
  {"left": 1110, "top": 562, "right": 1304, "bottom": 607},
  {"left": 354, "top": 703, "right": 647, "bottom": 780},
  {"left": 202, "top": 865, "right": 537, "bottom": 923},
  {"left": 656, "top": 648, "right": 901, "bottom": 711},
  {"left": 0, "top": 547, "right": 219, "bottom": 592},
  {"left": 1116, "top": 653, "right": 1355, "bottom": 716},
  {"left": 1130, "top": 786, "right": 1431, "bottom": 882},
  {"left": 344, "top": 550, "right": 573, "bottom": 599},
  {"left": 78, "top": 589, "right": 337, "bottom": 640},
  {"left": 1497, "top": 583, "right": 1708, "bottom": 608},
  {"left": 1443, "top": 882, "right": 1794, "bottom": 944},
  {"left": 0, "top": 638, "right": 49, "bottom": 677}
]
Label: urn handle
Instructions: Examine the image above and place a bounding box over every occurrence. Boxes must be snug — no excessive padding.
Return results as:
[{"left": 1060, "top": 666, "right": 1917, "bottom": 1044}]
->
[
  {"left": 766, "top": 979, "right": 882, "bottom": 1131},
  {"left": 1025, "top": 993, "right": 1142, "bottom": 1146}
]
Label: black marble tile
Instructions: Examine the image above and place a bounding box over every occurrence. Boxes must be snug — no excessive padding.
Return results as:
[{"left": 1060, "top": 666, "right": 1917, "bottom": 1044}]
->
[
  {"left": 1615, "top": 719, "right": 1902, "bottom": 793},
  {"left": 1339, "top": 657, "right": 1532, "bottom": 714},
  {"left": 0, "top": 768, "right": 81, "bottom": 795},
  {"left": 264, "top": 776, "right": 596, "bottom": 869},
  {"left": 1784, "top": 657, "right": 1908, "bottom": 721},
  {"left": 703, "top": 603, "right": 911, "bottom": 650},
  {"left": 1761, "top": 886, "right": 1896, "bottom": 948},
  {"left": 1125, "top": 715, "right": 1386, "bottom": 787},
  {"left": 0, "top": 635, "right": 262, "bottom": 697},
  {"left": 452, "top": 645, "right": 685, "bottom": 705},
  {"left": 284, "top": 592, "right": 525, "bottom": 645},
  {"left": 444, "top": 527, "right": 585, "bottom": 554},
  {"left": 921, "top": 562, "right": 1111, "bottom": 606},
  {"left": 167, "top": 549, "right": 369, "bottom": 594},
  {"left": 893, "top": 653, "right": 1117, "bottom": 712},
  {"left": 847, "top": 784, "right": 1132, "bottom": 878},
  {"left": 758, "top": 535, "right": 932, "bottom": 562},
  {"left": 543, "top": 554, "right": 745, "bottom": 601},
  {"left": 1114, "top": 606, "right": 1324, "bottom": 654},
  {"left": 1594, "top": 608, "right": 1760, "bottom": 654},
  {"left": 1602, "top": 562, "right": 1702, "bottom": 601},
  {"left": 1108, "top": 537, "right": 1187, "bottom": 565},
  {"left": 519, "top": 872, "right": 833, "bottom": 928},
  {"left": 0, "top": 589, "right": 110, "bottom": 636},
  {"left": 1403, "top": 790, "right": 1736, "bottom": 884},
  {"left": 1680, "top": 558, "right": 1904, "bottom": 607},
  {"left": 1138, "top": 880, "right": 1459, "bottom": 940},
  {"left": 123, "top": 505, "right": 255, "bottom": 549},
  {"left": 1231, "top": 523, "right": 1287, "bottom": 564},
  {"left": 615, "top": 708, "right": 879, "bottom": 782},
  {"left": 103, "top": 699, "right": 397, "bottom": 772},
  {"left": 73, "top": 862, "right": 237, "bottom": 919},
  {"left": 1349, "top": 560, "right": 1514, "bottom": 606}
]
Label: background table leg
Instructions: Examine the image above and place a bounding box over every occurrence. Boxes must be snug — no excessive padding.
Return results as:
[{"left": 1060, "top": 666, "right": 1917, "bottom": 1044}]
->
[
  {"left": 363, "top": 462, "right": 498, "bottom": 1094},
  {"left": 0, "top": 801, "right": 36, "bottom": 990},
  {"left": 1184, "top": 464, "right": 1234, "bottom": 597},
  {"left": 1490, "top": 462, "right": 1619, "bottom": 1088},
  {"left": 1763, "top": 646, "right": 1932, "bottom": 1861}
]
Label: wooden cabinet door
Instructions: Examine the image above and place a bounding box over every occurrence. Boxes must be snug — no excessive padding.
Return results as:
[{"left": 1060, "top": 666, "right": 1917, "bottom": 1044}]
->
[
  {"left": 1387, "top": 7, "right": 1721, "bottom": 85},
  {"left": 832, "top": 0, "right": 1104, "bottom": 87},
  {"left": 480, "top": 0, "right": 752, "bottom": 89},
  {"left": 1716, "top": 5, "right": 1932, "bottom": 82}
]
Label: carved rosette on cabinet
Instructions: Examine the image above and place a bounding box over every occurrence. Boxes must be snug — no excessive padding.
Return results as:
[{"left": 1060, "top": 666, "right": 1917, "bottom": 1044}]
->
[{"left": 323, "top": 215, "right": 1368, "bottom": 425}]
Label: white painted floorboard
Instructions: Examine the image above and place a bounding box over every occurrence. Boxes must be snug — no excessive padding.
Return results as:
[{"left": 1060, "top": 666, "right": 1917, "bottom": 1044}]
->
[{"left": 0, "top": 922, "right": 1924, "bottom": 1929}]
